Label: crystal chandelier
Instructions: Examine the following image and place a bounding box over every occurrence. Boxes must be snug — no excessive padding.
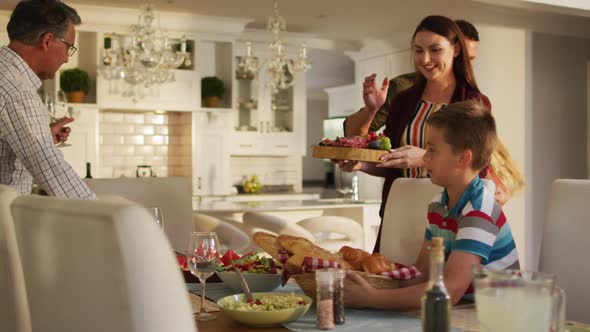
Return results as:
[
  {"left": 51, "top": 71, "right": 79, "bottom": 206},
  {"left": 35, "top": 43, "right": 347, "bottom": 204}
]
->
[
  {"left": 99, "top": 0, "right": 191, "bottom": 99},
  {"left": 237, "top": 0, "right": 311, "bottom": 93}
]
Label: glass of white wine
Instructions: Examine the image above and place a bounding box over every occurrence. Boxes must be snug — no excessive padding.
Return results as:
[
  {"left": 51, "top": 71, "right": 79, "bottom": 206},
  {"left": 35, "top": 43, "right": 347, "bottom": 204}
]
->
[
  {"left": 186, "top": 232, "right": 221, "bottom": 321},
  {"left": 46, "top": 91, "right": 72, "bottom": 147}
]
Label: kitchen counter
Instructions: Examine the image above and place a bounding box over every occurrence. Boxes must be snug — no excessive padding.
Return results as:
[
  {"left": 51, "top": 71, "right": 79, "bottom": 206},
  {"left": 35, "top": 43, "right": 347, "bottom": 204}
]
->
[
  {"left": 193, "top": 196, "right": 381, "bottom": 252},
  {"left": 193, "top": 197, "right": 379, "bottom": 213}
]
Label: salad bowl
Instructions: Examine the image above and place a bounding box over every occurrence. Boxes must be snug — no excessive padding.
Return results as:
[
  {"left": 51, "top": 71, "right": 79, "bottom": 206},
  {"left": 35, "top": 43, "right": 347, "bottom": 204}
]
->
[
  {"left": 216, "top": 271, "right": 282, "bottom": 292},
  {"left": 217, "top": 250, "right": 282, "bottom": 292},
  {"left": 217, "top": 292, "right": 312, "bottom": 327}
]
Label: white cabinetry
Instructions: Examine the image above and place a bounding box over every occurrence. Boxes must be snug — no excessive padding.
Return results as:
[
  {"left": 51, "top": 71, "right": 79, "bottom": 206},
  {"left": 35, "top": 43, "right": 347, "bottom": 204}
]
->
[
  {"left": 230, "top": 50, "right": 306, "bottom": 156},
  {"left": 97, "top": 69, "right": 198, "bottom": 111},
  {"left": 192, "top": 112, "right": 231, "bottom": 195},
  {"left": 324, "top": 84, "right": 359, "bottom": 118},
  {"left": 60, "top": 106, "right": 99, "bottom": 178}
]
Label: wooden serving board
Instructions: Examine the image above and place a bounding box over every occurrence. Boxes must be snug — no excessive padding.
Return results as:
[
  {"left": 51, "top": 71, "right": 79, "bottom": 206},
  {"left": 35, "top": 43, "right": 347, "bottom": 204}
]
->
[{"left": 312, "top": 145, "right": 387, "bottom": 163}]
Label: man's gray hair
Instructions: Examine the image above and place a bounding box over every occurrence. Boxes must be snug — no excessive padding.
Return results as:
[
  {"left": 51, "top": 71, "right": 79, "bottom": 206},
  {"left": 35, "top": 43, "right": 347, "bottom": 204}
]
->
[{"left": 7, "top": 0, "right": 81, "bottom": 45}]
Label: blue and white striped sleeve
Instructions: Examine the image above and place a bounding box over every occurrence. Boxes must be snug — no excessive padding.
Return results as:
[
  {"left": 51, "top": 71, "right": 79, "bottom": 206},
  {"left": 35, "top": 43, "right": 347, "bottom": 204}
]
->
[{"left": 454, "top": 210, "right": 500, "bottom": 260}]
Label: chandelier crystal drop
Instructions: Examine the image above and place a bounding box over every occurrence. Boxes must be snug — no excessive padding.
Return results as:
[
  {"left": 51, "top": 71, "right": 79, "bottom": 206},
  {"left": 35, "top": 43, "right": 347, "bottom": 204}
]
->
[
  {"left": 99, "top": 0, "right": 191, "bottom": 99},
  {"left": 237, "top": 0, "right": 311, "bottom": 93}
]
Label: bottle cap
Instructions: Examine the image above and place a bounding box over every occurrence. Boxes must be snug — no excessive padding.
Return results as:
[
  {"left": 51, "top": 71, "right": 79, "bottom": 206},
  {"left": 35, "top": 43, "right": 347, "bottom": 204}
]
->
[{"left": 432, "top": 237, "right": 444, "bottom": 248}]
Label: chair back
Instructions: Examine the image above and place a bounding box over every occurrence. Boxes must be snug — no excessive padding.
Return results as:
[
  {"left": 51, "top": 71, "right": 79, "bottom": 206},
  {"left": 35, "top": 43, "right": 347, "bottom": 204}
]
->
[
  {"left": 11, "top": 195, "right": 196, "bottom": 332},
  {"left": 243, "top": 212, "right": 315, "bottom": 241},
  {"left": 380, "top": 178, "right": 442, "bottom": 265},
  {"left": 192, "top": 213, "right": 254, "bottom": 254},
  {"left": 540, "top": 179, "right": 590, "bottom": 323},
  {"left": 84, "top": 177, "right": 193, "bottom": 251},
  {"left": 297, "top": 216, "right": 363, "bottom": 252},
  {"left": 0, "top": 185, "right": 30, "bottom": 332}
]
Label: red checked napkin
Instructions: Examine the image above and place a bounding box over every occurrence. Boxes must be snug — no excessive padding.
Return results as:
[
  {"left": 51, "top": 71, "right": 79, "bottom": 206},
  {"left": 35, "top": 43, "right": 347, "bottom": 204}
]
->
[
  {"left": 278, "top": 248, "right": 421, "bottom": 284},
  {"left": 300, "top": 257, "right": 420, "bottom": 280}
]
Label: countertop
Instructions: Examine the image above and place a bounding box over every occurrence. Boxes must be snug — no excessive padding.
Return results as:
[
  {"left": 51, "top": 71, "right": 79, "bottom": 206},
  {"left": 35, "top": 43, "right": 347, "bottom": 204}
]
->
[{"left": 193, "top": 197, "right": 380, "bottom": 213}]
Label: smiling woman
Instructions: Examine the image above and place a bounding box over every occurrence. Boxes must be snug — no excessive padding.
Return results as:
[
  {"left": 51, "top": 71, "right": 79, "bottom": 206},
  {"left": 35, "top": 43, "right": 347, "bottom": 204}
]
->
[{"left": 337, "top": 15, "right": 493, "bottom": 253}]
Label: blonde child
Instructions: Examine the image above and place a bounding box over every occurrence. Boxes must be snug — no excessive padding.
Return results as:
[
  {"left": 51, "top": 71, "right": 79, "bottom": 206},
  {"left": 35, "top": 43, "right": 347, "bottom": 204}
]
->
[{"left": 344, "top": 100, "right": 520, "bottom": 309}]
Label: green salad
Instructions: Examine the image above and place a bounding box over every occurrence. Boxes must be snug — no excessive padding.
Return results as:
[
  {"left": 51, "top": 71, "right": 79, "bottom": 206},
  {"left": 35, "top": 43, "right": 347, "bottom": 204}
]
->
[
  {"left": 217, "top": 252, "right": 280, "bottom": 274},
  {"left": 222, "top": 293, "right": 307, "bottom": 311}
]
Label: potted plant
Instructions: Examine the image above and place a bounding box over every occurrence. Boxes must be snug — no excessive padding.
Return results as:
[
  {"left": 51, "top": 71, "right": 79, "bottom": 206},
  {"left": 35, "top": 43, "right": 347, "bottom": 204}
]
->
[
  {"left": 59, "top": 68, "right": 90, "bottom": 103},
  {"left": 201, "top": 76, "right": 225, "bottom": 108}
]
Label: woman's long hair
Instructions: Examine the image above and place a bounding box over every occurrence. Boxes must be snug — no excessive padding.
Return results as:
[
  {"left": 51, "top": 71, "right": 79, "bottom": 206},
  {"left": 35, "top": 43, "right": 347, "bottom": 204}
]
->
[{"left": 411, "top": 15, "right": 479, "bottom": 92}]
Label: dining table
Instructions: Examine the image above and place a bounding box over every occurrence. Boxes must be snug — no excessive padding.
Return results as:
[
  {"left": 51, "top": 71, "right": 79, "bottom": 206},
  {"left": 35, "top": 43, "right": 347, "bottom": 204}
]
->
[{"left": 187, "top": 283, "right": 480, "bottom": 332}]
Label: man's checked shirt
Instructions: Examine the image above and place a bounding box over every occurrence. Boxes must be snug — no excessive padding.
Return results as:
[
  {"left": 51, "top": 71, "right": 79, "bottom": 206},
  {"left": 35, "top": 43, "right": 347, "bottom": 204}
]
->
[{"left": 0, "top": 46, "right": 95, "bottom": 199}]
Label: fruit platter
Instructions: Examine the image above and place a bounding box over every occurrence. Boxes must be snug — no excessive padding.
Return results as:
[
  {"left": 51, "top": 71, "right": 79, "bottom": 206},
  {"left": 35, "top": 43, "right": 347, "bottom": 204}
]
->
[{"left": 312, "top": 132, "right": 391, "bottom": 163}]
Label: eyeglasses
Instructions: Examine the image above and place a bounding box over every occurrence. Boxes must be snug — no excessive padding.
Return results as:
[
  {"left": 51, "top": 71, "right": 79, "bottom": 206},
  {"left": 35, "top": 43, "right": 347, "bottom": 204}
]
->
[{"left": 59, "top": 38, "right": 77, "bottom": 57}]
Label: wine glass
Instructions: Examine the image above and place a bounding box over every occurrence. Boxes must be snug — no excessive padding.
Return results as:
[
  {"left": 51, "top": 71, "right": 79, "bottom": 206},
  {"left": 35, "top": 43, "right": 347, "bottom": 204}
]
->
[
  {"left": 186, "top": 232, "right": 221, "bottom": 321},
  {"left": 147, "top": 207, "right": 163, "bottom": 229},
  {"left": 46, "top": 91, "right": 72, "bottom": 147}
]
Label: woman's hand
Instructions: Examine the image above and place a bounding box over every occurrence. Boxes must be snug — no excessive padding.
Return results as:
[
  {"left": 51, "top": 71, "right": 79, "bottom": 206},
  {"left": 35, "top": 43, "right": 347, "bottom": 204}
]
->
[
  {"left": 336, "top": 160, "right": 363, "bottom": 172},
  {"left": 363, "top": 74, "right": 389, "bottom": 112},
  {"left": 344, "top": 270, "right": 376, "bottom": 308},
  {"left": 377, "top": 145, "right": 426, "bottom": 169}
]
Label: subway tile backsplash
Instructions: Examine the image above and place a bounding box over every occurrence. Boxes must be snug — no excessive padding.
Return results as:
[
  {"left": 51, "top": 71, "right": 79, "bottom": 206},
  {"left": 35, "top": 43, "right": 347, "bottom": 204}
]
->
[{"left": 98, "top": 110, "right": 192, "bottom": 179}]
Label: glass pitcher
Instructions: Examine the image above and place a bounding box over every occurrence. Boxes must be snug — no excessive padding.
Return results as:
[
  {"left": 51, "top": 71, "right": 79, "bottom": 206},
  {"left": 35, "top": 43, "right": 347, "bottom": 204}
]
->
[{"left": 472, "top": 266, "right": 565, "bottom": 332}]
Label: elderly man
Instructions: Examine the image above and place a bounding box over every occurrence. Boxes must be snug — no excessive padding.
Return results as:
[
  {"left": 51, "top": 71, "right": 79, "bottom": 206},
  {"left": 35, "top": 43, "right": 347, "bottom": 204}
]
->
[{"left": 0, "top": 0, "right": 95, "bottom": 199}]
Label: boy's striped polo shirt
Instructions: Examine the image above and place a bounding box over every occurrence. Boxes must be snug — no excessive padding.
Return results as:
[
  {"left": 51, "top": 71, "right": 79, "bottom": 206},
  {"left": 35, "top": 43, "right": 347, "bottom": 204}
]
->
[{"left": 425, "top": 177, "right": 520, "bottom": 271}]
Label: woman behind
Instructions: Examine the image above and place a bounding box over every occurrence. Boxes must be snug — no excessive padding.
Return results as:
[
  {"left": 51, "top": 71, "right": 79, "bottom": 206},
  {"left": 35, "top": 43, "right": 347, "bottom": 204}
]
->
[{"left": 340, "top": 15, "right": 491, "bottom": 252}]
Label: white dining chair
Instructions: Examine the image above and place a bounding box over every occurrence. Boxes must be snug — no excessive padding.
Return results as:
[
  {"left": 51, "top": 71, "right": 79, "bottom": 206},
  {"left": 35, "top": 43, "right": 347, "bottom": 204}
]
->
[
  {"left": 84, "top": 177, "right": 193, "bottom": 252},
  {"left": 0, "top": 185, "right": 31, "bottom": 332},
  {"left": 192, "top": 213, "right": 256, "bottom": 254},
  {"left": 380, "top": 178, "right": 442, "bottom": 265},
  {"left": 297, "top": 216, "right": 363, "bottom": 252},
  {"left": 242, "top": 212, "right": 363, "bottom": 252},
  {"left": 242, "top": 211, "right": 316, "bottom": 241},
  {"left": 539, "top": 179, "right": 590, "bottom": 323},
  {"left": 10, "top": 194, "right": 196, "bottom": 332}
]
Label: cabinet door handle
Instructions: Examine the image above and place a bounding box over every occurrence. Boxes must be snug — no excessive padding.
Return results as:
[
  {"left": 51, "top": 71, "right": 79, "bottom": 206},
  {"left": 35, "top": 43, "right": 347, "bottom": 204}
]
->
[
  {"left": 240, "top": 144, "right": 253, "bottom": 148},
  {"left": 275, "top": 144, "right": 288, "bottom": 148},
  {"left": 259, "top": 121, "right": 263, "bottom": 133},
  {"left": 197, "top": 177, "right": 202, "bottom": 190},
  {"left": 266, "top": 121, "right": 270, "bottom": 133}
]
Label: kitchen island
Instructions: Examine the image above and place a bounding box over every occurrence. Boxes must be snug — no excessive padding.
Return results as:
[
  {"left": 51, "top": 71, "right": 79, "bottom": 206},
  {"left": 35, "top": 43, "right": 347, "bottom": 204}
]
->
[{"left": 193, "top": 195, "right": 381, "bottom": 252}]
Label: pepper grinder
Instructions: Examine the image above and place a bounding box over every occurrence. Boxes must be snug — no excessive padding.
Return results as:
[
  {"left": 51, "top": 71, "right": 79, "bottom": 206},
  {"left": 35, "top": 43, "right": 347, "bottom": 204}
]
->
[
  {"left": 315, "top": 269, "right": 335, "bottom": 330},
  {"left": 330, "top": 268, "right": 346, "bottom": 325}
]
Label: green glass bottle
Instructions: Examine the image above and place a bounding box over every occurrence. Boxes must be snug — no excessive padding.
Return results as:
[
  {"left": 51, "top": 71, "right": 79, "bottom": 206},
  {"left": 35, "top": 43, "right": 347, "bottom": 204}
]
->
[{"left": 421, "top": 237, "right": 451, "bottom": 332}]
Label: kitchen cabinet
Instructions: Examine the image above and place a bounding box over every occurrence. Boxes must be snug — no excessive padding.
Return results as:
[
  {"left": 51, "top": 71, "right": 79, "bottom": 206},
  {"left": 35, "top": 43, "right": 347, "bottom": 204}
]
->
[
  {"left": 324, "top": 84, "right": 359, "bottom": 118},
  {"left": 192, "top": 111, "right": 232, "bottom": 196},
  {"left": 60, "top": 106, "right": 99, "bottom": 178},
  {"left": 230, "top": 50, "right": 306, "bottom": 156},
  {"left": 97, "top": 69, "right": 198, "bottom": 111}
]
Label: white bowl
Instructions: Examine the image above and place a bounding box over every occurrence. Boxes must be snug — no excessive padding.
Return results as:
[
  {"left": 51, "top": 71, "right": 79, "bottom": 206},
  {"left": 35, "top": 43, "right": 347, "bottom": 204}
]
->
[{"left": 216, "top": 271, "right": 282, "bottom": 293}]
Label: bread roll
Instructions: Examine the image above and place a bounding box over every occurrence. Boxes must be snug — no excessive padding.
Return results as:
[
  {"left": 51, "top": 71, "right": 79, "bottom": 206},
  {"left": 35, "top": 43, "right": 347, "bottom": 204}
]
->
[
  {"left": 339, "top": 246, "right": 370, "bottom": 271},
  {"left": 361, "top": 253, "right": 395, "bottom": 274},
  {"left": 276, "top": 234, "right": 351, "bottom": 271},
  {"left": 252, "top": 232, "right": 283, "bottom": 261}
]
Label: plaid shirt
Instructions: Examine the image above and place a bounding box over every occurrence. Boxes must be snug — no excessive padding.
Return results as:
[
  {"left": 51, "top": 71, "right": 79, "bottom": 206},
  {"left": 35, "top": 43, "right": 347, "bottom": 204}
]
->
[{"left": 0, "top": 46, "right": 95, "bottom": 199}]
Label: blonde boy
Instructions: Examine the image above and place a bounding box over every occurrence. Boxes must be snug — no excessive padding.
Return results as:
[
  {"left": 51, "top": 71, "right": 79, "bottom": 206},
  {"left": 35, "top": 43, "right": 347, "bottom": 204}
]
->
[{"left": 345, "top": 100, "right": 519, "bottom": 309}]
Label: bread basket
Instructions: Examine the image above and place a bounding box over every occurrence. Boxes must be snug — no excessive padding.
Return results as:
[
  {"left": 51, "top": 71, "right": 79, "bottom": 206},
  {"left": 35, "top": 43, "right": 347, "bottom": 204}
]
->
[{"left": 292, "top": 271, "right": 399, "bottom": 299}]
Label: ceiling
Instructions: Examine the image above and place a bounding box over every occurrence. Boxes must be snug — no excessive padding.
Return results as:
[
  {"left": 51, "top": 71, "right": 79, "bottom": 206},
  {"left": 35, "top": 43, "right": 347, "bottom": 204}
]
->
[{"left": 1, "top": 0, "right": 589, "bottom": 44}]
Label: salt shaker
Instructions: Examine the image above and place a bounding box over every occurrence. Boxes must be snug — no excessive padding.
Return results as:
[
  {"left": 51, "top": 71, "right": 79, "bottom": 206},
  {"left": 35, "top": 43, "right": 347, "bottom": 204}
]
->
[
  {"left": 330, "top": 268, "right": 345, "bottom": 325},
  {"left": 315, "top": 269, "right": 335, "bottom": 330}
]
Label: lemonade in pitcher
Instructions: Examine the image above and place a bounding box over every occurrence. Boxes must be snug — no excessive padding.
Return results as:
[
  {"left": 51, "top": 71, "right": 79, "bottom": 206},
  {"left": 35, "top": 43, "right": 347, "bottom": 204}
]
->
[{"left": 472, "top": 267, "right": 565, "bottom": 332}]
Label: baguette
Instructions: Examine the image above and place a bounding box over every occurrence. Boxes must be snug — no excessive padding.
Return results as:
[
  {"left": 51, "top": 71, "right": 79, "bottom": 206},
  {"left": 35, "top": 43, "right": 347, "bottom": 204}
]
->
[{"left": 252, "top": 232, "right": 283, "bottom": 262}]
